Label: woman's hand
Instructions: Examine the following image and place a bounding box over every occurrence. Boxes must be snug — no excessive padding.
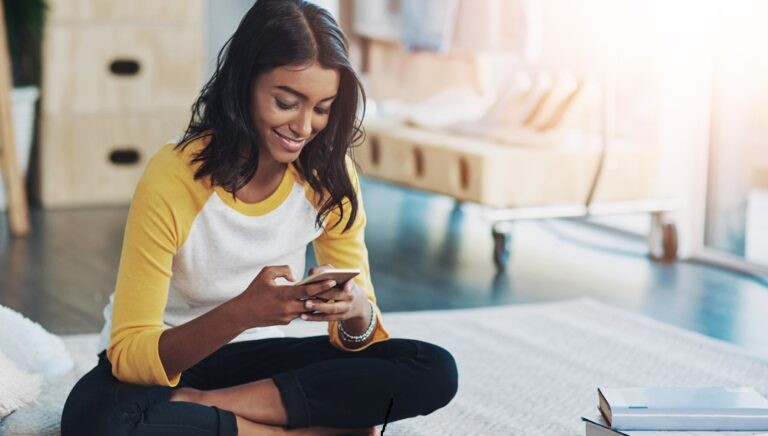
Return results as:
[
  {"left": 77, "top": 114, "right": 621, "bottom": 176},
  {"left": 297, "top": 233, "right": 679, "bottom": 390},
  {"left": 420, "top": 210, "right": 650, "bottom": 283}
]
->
[
  {"left": 234, "top": 265, "right": 337, "bottom": 329},
  {"left": 299, "top": 264, "right": 368, "bottom": 322}
]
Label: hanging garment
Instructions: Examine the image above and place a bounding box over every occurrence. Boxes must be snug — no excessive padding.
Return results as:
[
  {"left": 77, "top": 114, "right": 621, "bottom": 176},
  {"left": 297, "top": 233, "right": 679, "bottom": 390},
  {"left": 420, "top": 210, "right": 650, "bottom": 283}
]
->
[{"left": 400, "top": 0, "right": 460, "bottom": 52}]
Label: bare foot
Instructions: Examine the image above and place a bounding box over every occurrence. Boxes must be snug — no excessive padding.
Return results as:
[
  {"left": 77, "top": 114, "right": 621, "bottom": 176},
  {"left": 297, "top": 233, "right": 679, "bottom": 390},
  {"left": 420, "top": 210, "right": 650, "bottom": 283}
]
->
[
  {"left": 235, "top": 421, "right": 377, "bottom": 436},
  {"left": 169, "top": 387, "right": 203, "bottom": 403},
  {"left": 284, "top": 426, "right": 378, "bottom": 436}
]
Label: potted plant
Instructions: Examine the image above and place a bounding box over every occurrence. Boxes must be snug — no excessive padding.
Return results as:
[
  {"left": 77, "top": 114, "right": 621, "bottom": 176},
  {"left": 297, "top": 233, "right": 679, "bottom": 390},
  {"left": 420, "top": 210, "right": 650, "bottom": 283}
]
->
[{"left": 0, "top": 0, "right": 47, "bottom": 211}]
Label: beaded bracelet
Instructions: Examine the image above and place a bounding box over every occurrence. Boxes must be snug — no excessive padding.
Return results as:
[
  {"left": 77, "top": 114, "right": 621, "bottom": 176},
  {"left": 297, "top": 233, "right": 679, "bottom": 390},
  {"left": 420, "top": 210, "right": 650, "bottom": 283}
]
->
[{"left": 338, "top": 300, "right": 376, "bottom": 344}]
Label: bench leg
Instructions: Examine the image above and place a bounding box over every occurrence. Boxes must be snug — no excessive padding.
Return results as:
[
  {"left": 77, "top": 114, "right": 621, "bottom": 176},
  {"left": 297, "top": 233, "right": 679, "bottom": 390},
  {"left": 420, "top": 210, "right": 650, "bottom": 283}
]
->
[
  {"left": 649, "top": 211, "right": 678, "bottom": 262},
  {"left": 492, "top": 221, "right": 513, "bottom": 270}
]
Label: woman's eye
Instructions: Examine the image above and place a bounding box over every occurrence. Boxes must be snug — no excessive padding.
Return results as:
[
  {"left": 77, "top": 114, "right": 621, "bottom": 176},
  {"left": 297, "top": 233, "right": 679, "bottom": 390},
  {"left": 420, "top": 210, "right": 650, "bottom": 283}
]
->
[
  {"left": 275, "top": 99, "right": 298, "bottom": 110},
  {"left": 314, "top": 107, "right": 330, "bottom": 115}
]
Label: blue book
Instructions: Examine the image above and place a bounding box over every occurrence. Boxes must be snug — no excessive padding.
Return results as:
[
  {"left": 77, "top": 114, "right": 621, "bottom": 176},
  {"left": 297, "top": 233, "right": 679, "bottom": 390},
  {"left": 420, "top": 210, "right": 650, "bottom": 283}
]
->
[{"left": 598, "top": 387, "right": 768, "bottom": 431}]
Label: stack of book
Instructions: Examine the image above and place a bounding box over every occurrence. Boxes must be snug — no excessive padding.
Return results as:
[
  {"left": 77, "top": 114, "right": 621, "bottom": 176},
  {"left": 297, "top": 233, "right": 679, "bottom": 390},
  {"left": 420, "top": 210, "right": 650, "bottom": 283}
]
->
[{"left": 582, "top": 387, "right": 768, "bottom": 435}]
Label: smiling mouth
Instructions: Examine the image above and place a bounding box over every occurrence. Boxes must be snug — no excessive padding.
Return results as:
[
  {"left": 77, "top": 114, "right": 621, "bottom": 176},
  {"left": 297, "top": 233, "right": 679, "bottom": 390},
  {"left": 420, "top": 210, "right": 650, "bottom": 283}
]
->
[{"left": 273, "top": 129, "right": 308, "bottom": 145}]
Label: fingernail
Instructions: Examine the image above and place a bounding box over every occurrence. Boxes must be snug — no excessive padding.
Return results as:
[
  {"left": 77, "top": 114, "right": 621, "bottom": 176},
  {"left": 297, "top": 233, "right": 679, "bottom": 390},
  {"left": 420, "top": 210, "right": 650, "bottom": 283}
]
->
[
  {"left": 305, "top": 301, "right": 314, "bottom": 309},
  {"left": 301, "top": 314, "right": 308, "bottom": 320},
  {"left": 328, "top": 280, "right": 337, "bottom": 288}
]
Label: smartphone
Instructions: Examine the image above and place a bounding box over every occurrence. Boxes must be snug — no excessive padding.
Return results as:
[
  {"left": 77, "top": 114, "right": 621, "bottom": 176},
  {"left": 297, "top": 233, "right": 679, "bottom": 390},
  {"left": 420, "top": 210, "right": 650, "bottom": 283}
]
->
[{"left": 296, "top": 268, "right": 360, "bottom": 286}]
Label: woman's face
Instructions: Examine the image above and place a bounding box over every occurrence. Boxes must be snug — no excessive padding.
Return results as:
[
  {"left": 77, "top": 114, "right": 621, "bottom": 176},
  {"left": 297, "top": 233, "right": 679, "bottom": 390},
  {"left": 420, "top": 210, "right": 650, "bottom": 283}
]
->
[{"left": 251, "top": 62, "right": 340, "bottom": 165}]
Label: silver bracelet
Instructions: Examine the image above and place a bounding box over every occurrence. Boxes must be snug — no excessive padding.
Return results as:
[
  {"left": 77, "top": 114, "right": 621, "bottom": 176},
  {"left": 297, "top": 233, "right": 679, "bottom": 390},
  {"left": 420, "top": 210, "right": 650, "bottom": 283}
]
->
[{"left": 338, "top": 300, "right": 377, "bottom": 344}]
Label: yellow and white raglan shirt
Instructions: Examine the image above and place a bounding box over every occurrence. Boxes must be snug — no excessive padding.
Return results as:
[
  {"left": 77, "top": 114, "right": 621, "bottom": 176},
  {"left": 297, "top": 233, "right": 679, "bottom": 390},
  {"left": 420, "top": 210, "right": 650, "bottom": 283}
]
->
[{"left": 99, "top": 137, "right": 389, "bottom": 386}]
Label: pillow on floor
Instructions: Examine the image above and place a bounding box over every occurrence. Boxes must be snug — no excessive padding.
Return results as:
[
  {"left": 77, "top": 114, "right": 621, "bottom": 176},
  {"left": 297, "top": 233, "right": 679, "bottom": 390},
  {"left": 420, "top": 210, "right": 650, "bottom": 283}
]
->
[
  {"left": 0, "top": 349, "right": 42, "bottom": 419},
  {"left": 0, "top": 305, "right": 74, "bottom": 380}
]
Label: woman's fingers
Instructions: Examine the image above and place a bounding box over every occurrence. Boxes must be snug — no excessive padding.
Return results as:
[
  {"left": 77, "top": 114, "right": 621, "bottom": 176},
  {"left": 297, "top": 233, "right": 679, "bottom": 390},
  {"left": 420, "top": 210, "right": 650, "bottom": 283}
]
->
[
  {"left": 313, "top": 287, "right": 353, "bottom": 302},
  {"left": 300, "top": 311, "right": 347, "bottom": 322},
  {"left": 308, "top": 280, "right": 337, "bottom": 296},
  {"left": 308, "top": 263, "right": 334, "bottom": 276},
  {"left": 293, "top": 279, "right": 337, "bottom": 300},
  {"left": 302, "top": 299, "right": 351, "bottom": 317},
  {"left": 288, "top": 299, "right": 310, "bottom": 317},
  {"left": 262, "top": 265, "right": 294, "bottom": 283},
  {"left": 314, "top": 279, "right": 354, "bottom": 298}
]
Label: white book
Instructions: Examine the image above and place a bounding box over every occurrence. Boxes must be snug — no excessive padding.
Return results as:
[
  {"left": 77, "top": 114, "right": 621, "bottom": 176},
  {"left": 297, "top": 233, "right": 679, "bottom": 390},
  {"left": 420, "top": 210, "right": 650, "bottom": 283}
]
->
[
  {"left": 598, "top": 387, "right": 768, "bottom": 431},
  {"left": 583, "top": 415, "right": 768, "bottom": 435}
]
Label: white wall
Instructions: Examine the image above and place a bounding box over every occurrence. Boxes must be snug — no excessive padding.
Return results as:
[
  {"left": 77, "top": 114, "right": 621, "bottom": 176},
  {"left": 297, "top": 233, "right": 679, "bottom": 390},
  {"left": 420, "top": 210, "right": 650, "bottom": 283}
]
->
[{"left": 205, "top": 0, "right": 339, "bottom": 80}]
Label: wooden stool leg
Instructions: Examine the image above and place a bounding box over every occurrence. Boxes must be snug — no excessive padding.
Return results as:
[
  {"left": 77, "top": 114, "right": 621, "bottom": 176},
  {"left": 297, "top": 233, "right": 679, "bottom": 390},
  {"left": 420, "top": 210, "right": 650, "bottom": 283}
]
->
[{"left": 0, "top": 0, "right": 31, "bottom": 237}]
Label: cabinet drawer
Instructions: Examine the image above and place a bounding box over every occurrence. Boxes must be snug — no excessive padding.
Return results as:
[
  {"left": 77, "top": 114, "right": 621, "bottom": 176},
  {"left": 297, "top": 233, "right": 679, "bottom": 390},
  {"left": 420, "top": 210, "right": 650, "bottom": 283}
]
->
[
  {"left": 48, "top": 0, "right": 202, "bottom": 25},
  {"left": 39, "top": 109, "right": 191, "bottom": 208},
  {"left": 42, "top": 24, "right": 203, "bottom": 115}
]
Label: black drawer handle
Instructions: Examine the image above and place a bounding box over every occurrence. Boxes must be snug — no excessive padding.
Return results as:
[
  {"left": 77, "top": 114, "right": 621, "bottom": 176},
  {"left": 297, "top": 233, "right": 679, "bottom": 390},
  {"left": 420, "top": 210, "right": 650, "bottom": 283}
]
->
[
  {"left": 413, "top": 147, "right": 425, "bottom": 178},
  {"left": 109, "top": 59, "right": 141, "bottom": 76},
  {"left": 458, "top": 157, "right": 470, "bottom": 190},
  {"left": 370, "top": 136, "right": 381, "bottom": 166},
  {"left": 109, "top": 148, "right": 141, "bottom": 165}
]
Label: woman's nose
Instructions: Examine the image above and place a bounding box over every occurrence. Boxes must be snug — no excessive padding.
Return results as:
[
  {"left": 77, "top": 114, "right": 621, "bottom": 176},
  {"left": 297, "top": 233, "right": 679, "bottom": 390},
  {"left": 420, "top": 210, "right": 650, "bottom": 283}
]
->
[{"left": 290, "top": 109, "right": 313, "bottom": 138}]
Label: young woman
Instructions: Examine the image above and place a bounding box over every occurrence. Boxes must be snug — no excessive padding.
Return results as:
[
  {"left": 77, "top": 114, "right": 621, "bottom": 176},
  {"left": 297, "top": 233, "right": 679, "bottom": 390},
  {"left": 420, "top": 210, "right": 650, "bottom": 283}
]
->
[{"left": 61, "top": 1, "right": 457, "bottom": 435}]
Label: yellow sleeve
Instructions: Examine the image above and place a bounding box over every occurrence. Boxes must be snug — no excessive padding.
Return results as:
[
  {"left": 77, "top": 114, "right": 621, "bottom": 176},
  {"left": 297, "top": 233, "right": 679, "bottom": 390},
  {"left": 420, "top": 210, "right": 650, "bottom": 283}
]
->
[
  {"left": 107, "top": 143, "right": 204, "bottom": 386},
  {"left": 312, "top": 156, "right": 390, "bottom": 352}
]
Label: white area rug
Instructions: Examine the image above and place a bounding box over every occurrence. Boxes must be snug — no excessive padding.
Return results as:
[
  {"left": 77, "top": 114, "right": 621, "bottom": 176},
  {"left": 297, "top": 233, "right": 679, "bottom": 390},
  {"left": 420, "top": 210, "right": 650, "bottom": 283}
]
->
[{"left": 2, "top": 299, "right": 768, "bottom": 435}]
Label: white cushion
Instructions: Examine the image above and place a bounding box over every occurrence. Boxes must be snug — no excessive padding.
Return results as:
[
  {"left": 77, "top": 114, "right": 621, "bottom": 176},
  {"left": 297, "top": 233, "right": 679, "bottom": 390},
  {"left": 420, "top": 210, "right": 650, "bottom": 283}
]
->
[
  {"left": 0, "top": 305, "right": 74, "bottom": 380},
  {"left": 0, "top": 348, "right": 42, "bottom": 419},
  {"left": 0, "top": 335, "right": 97, "bottom": 435}
]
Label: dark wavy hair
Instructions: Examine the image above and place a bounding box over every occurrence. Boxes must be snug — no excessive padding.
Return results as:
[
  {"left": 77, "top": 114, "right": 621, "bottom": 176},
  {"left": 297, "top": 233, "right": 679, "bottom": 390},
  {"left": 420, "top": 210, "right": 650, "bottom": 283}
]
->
[{"left": 176, "top": 0, "right": 364, "bottom": 232}]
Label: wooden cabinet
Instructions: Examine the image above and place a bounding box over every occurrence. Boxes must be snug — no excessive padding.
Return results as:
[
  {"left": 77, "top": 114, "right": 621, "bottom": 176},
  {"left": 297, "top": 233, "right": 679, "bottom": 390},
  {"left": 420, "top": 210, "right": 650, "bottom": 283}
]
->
[{"left": 38, "top": 0, "right": 203, "bottom": 207}]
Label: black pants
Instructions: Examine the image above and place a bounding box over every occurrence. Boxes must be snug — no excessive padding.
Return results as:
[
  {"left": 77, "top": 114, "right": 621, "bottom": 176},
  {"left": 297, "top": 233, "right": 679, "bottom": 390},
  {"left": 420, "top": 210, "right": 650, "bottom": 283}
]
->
[{"left": 61, "top": 336, "right": 458, "bottom": 435}]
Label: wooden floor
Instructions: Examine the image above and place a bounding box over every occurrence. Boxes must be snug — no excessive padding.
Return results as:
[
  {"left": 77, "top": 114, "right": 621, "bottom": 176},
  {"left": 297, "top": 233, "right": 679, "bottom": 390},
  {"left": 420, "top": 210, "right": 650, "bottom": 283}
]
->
[{"left": 1, "top": 177, "right": 767, "bottom": 358}]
